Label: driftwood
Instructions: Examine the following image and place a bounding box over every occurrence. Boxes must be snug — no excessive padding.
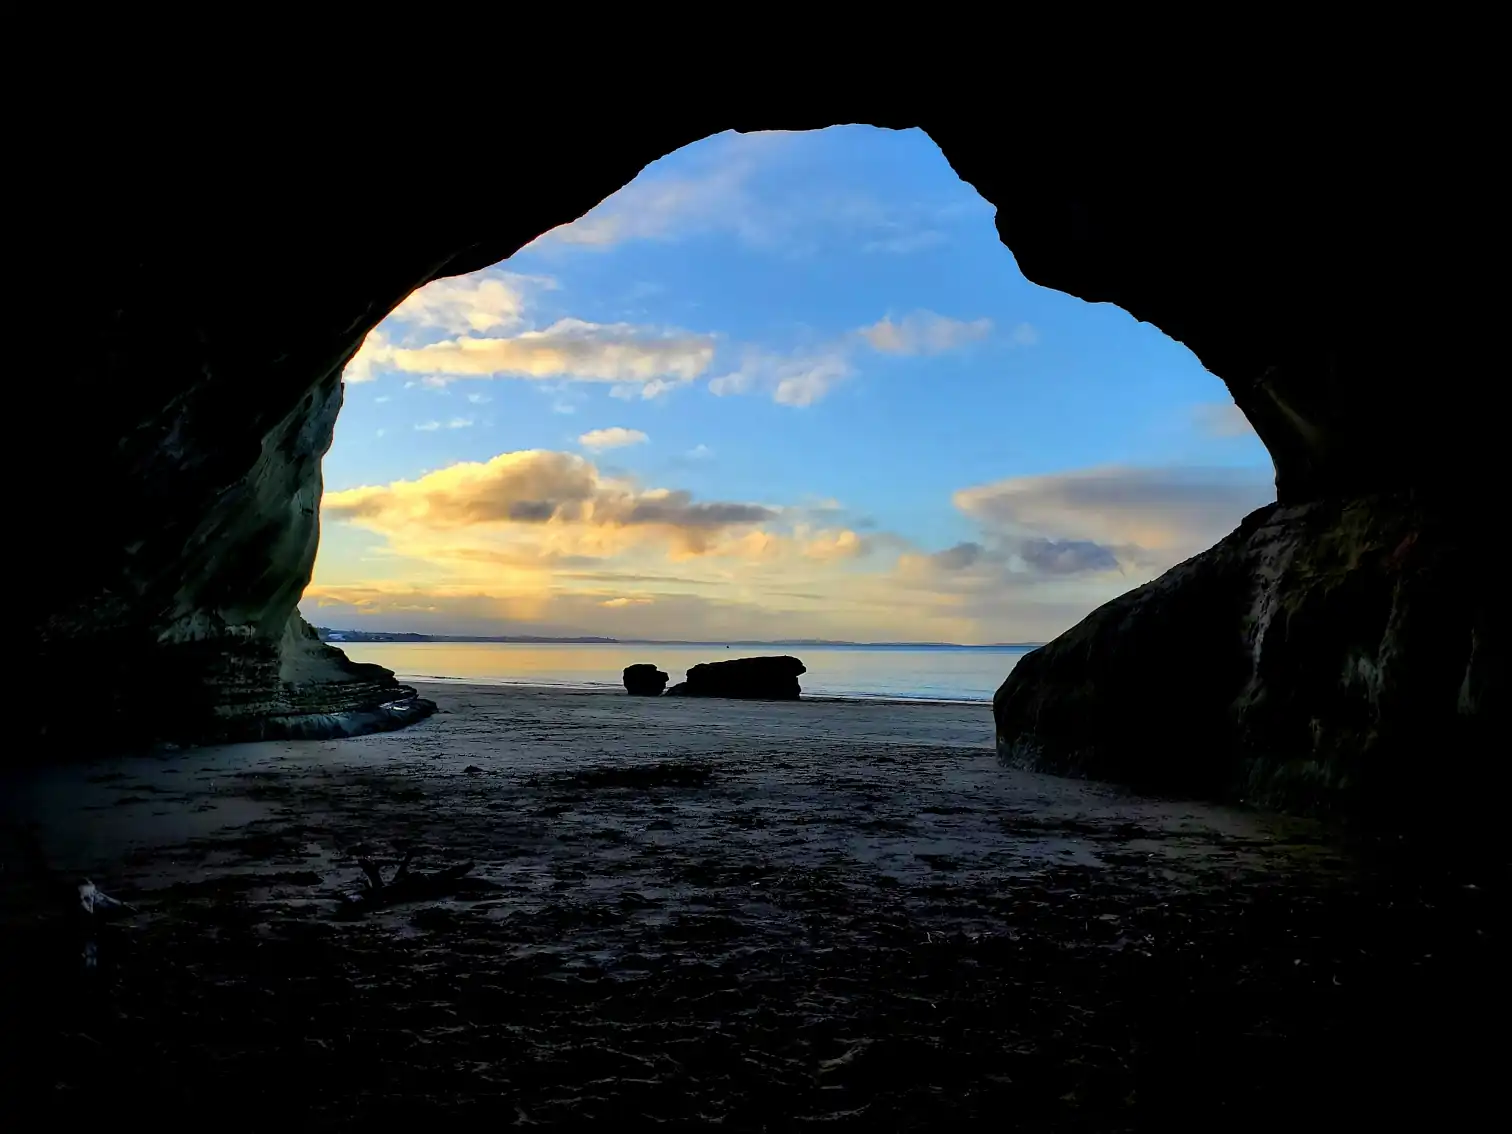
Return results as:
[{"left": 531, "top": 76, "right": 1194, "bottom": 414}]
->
[{"left": 340, "top": 849, "right": 478, "bottom": 913}]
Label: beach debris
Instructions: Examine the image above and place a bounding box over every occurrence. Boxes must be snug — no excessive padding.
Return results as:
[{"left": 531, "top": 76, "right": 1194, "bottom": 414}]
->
[
  {"left": 76, "top": 880, "right": 138, "bottom": 971},
  {"left": 550, "top": 761, "right": 715, "bottom": 791},
  {"left": 339, "top": 849, "right": 479, "bottom": 913},
  {"left": 77, "top": 880, "right": 135, "bottom": 919}
]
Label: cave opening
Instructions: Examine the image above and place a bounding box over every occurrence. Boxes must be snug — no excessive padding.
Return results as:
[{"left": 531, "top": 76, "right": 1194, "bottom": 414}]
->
[{"left": 305, "top": 126, "right": 1275, "bottom": 701}]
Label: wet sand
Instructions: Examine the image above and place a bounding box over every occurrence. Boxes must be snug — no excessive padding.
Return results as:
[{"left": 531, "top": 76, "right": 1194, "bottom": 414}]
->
[{"left": 1, "top": 683, "right": 1500, "bottom": 1128}]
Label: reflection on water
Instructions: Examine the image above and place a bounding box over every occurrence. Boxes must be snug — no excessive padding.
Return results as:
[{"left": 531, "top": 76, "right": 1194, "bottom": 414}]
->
[{"left": 336, "top": 642, "right": 1030, "bottom": 703}]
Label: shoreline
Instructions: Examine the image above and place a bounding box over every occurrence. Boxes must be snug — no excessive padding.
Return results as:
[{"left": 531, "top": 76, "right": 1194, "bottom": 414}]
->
[{"left": 399, "top": 674, "right": 996, "bottom": 708}]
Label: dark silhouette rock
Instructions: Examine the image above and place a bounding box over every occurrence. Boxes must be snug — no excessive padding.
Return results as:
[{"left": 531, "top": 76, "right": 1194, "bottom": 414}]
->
[
  {"left": 664, "top": 656, "right": 805, "bottom": 700},
  {"left": 623, "top": 663, "right": 669, "bottom": 696}
]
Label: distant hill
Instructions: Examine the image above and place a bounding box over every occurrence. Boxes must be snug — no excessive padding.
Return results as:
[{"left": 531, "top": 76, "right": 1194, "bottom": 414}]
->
[
  {"left": 314, "top": 627, "right": 1043, "bottom": 649},
  {"left": 315, "top": 628, "right": 617, "bottom": 644}
]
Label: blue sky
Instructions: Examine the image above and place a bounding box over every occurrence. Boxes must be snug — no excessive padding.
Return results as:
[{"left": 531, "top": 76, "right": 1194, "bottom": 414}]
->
[{"left": 303, "top": 127, "right": 1273, "bottom": 643}]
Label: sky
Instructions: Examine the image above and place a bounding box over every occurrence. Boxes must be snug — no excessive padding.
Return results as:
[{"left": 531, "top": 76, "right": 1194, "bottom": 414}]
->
[{"left": 300, "top": 127, "right": 1275, "bottom": 644}]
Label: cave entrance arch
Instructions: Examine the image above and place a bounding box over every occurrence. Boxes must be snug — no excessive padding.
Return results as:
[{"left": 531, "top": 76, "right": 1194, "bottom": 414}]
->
[
  {"left": 29, "top": 105, "right": 1493, "bottom": 817},
  {"left": 307, "top": 125, "right": 1270, "bottom": 672}
]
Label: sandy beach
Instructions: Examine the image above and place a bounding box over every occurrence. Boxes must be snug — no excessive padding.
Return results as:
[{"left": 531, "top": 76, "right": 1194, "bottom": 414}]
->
[{"left": 1, "top": 683, "right": 1499, "bottom": 1128}]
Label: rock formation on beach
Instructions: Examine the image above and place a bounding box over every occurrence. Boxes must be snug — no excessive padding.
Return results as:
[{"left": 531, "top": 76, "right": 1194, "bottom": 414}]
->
[
  {"left": 664, "top": 656, "right": 805, "bottom": 700},
  {"left": 16, "top": 78, "right": 1499, "bottom": 813},
  {"left": 623, "top": 664, "right": 670, "bottom": 696},
  {"left": 994, "top": 493, "right": 1499, "bottom": 819}
]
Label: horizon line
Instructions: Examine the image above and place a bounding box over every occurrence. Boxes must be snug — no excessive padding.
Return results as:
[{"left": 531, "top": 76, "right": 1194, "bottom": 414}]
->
[{"left": 313, "top": 627, "right": 1044, "bottom": 649}]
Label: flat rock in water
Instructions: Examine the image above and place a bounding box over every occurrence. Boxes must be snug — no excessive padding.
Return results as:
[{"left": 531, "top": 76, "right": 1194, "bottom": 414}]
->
[
  {"left": 663, "top": 655, "right": 805, "bottom": 700},
  {"left": 622, "top": 663, "right": 669, "bottom": 696}
]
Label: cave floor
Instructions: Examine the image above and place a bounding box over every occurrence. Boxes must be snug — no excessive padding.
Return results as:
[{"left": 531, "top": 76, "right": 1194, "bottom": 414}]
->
[{"left": 1, "top": 683, "right": 1501, "bottom": 1129}]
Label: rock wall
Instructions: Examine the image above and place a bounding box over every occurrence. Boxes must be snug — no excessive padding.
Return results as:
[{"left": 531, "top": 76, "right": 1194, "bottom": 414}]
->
[{"left": 995, "top": 495, "right": 1502, "bottom": 818}]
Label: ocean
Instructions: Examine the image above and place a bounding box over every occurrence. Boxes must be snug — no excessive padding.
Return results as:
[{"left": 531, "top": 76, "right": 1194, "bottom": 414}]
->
[{"left": 334, "top": 641, "right": 1033, "bottom": 703}]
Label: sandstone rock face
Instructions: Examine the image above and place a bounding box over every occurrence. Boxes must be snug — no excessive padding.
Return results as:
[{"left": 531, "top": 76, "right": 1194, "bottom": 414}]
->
[
  {"left": 19, "top": 88, "right": 1498, "bottom": 803},
  {"left": 664, "top": 657, "right": 806, "bottom": 700},
  {"left": 994, "top": 495, "right": 1501, "bottom": 817},
  {"left": 623, "top": 664, "right": 669, "bottom": 696}
]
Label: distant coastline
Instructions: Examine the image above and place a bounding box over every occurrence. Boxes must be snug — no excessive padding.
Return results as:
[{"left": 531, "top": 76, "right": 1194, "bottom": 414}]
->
[{"left": 313, "top": 627, "right": 1043, "bottom": 650}]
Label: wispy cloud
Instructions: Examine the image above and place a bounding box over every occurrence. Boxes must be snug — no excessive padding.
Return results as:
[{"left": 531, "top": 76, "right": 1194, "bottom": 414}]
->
[
  {"left": 710, "top": 310, "right": 1000, "bottom": 407},
  {"left": 860, "top": 312, "right": 992, "bottom": 355},
  {"left": 528, "top": 132, "right": 789, "bottom": 251},
  {"left": 578, "top": 427, "right": 649, "bottom": 452},
  {"left": 709, "top": 345, "right": 855, "bottom": 407},
  {"left": 525, "top": 129, "right": 989, "bottom": 260}
]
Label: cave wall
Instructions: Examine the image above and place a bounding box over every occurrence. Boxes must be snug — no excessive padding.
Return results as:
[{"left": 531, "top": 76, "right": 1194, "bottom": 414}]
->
[
  {"left": 22, "top": 95, "right": 1498, "bottom": 803},
  {"left": 994, "top": 495, "right": 1502, "bottom": 818}
]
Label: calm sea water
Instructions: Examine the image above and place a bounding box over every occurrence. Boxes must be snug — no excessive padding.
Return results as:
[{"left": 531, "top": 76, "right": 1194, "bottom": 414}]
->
[{"left": 336, "top": 642, "right": 1032, "bottom": 703}]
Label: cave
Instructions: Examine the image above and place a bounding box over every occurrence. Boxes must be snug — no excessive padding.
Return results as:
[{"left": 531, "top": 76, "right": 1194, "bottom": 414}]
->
[
  {"left": 26, "top": 97, "right": 1497, "bottom": 824},
  {"left": 7, "top": 80, "right": 1503, "bottom": 1126}
]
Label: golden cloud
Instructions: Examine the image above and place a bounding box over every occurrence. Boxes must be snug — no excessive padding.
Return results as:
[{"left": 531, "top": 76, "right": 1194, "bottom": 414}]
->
[
  {"left": 385, "top": 319, "right": 716, "bottom": 385},
  {"left": 324, "top": 450, "right": 777, "bottom": 558},
  {"left": 309, "top": 454, "right": 1241, "bottom": 646}
]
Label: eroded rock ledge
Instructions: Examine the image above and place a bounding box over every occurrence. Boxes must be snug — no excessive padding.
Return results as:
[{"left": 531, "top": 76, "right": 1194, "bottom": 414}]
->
[{"left": 995, "top": 493, "right": 1501, "bottom": 818}]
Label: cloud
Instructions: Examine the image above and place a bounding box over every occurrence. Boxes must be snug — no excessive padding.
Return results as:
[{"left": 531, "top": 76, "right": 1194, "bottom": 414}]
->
[
  {"left": 953, "top": 465, "right": 1275, "bottom": 573},
  {"left": 525, "top": 132, "right": 789, "bottom": 251},
  {"left": 1193, "top": 401, "right": 1257, "bottom": 438},
  {"left": 686, "top": 444, "right": 713, "bottom": 459},
  {"left": 610, "top": 377, "right": 681, "bottom": 400},
  {"left": 389, "top": 272, "right": 551, "bottom": 335},
  {"left": 578, "top": 427, "right": 649, "bottom": 452},
  {"left": 344, "top": 329, "right": 391, "bottom": 383},
  {"left": 346, "top": 271, "right": 561, "bottom": 384},
  {"left": 1012, "top": 323, "right": 1040, "bottom": 346},
  {"left": 708, "top": 344, "right": 854, "bottom": 406},
  {"left": 861, "top": 312, "right": 992, "bottom": 355},
  {"left": 802, "top": 529, "right": 866, "bottom": 561},
  {"left": 930, "top": 542, "right": 985, "bottom": 571},
  {"left": 324, "top": 449, "right": 778, "bottom": 559},
  {"left": 525, "top": 129, "right": 990, "bottom": 262},
  {"left": 363, "top": 318, "right": 716, "bottom": 389},
  {"left": 312, "top": 443, "right": 1267, "bottom": 644},
  {"left": 773, "top": 354, "right": 854, "bottom": 407},
  {"left": 1016, "top": 538, "right": 1121, "bottom": 575},
  {"left": 707, "top": 310, "right": 997, "bottom": 407}
]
